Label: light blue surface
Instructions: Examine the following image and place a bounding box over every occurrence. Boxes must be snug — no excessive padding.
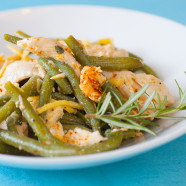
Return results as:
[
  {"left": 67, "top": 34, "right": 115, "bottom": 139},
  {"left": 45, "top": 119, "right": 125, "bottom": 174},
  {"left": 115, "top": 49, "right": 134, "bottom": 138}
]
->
[{"left": 0, "top": 0, "right": 185, "bottom": 185}]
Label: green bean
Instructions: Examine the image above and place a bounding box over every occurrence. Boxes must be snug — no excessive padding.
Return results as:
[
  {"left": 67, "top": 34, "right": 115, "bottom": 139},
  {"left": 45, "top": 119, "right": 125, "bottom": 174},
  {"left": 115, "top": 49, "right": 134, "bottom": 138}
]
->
[
  {"left": 51, "top": 92, "right": 76, "bottom": 102},
  {"left": 6, "top": 109, "right": 21, "bottom": 133},
  {"left": 82, "top": 131, "right": 123, "bottom": 154},
  {"left": 129, "top": 52, "right": 158, "bottom": 77},
  {"left": 103, "top": 80, "right": 127, "bottom": 107},
  {"left": 39, "top": 74, "right": 54, "bottom": 117},
  {"left": 39, "top": 74, "right": 54, "bottom": 107},
  {"left": 0, "top": 95, "right": 11, "bottom": 106},
  {"left": 60, "top": 118, "right": 82, "bottom": 126},
  {"left": 65, "top": 35, "right": 142, "bottom": 70},
  {"left": 60, "top": 114, "right": 92, "bottom": 130},
  {"left": 37, "top": 58, "right": 73, "bottom": 94},
  {"left": 5, "top": 82, "right": 64, "bottom": 144},
  {"left": 135, "top": 64, "right": 158, "bottom": 77},
  {"left": 14, "top": 31, "right": 33, "bottom": 56},
  {"left": 0, "top": 100, "right": 16, "bottom": 124},
  {"left": 0, "top": 140, "right": 30, "bottom": 155},
  {"left": 21, "top": 75, "right": 41, "bottom": 97},
  {"left": 65, "top": 35, "right": 90, "bottom": 66},
  {"left": 89, "top": 56, "right": 143, "bottom": 70},
  {"left": 122, "top": 130, "right": 136, "bottom": 139},
  {"left": 16, "top": 30, "right": 31, "bottom": 38},
  {"left": 15, "top": 108, "right": 22, "bottom": 125},
  {"left": 4, "top": 34, "right": 22, "bottom": 44},
  {"left": 128, "top": 52, "right": 142, "bottom": 61},
  {"left": 105, "top": 129, "right": 136, "bottom": 139},
  {"left": 0, "top": 140, "right": 18, "bottom": 154},
  {"left": 76, "top": 111, "right": 91, "bottom": 127},
  {"left": 46, "top": 58, "right": 101, "bottom": 132},
  {"left": 60, "top": 113, "right": 84, "bottom": 125},
  {"left": 0, "top": 129, "right": 123, "bottom": 156}
]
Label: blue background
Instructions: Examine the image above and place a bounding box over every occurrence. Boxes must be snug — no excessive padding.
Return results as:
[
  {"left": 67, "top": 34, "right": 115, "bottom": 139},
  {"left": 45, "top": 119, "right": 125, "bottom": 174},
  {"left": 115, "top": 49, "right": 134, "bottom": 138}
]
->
[{"left": 0, "top": 0, "right": 185, "bottom": 185}]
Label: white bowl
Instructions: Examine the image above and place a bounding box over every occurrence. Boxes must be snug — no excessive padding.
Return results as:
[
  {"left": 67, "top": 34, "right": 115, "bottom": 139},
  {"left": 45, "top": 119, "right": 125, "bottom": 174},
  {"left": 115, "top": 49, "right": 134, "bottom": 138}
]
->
[{"left": 0, "top": 5, "right": 185, "bottom": 170}]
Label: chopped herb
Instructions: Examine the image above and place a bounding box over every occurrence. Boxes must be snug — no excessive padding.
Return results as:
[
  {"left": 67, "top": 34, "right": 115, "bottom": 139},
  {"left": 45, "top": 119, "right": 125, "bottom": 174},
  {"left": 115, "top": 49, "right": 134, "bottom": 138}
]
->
[{"left": 55, "top": 45, "right": 64, "bottom": 54}]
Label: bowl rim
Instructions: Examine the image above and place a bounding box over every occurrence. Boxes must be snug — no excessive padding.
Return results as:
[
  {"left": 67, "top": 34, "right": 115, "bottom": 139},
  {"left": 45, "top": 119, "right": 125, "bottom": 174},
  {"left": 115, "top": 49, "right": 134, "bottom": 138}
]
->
[{"left": 0, "top": 119, "right": 185, "bottom": 169}]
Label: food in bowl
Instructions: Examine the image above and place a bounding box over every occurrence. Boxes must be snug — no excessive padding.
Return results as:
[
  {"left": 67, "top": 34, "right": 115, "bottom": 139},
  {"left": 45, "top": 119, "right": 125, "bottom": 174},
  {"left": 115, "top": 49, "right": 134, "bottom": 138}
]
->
[{"left": 0, "top": 31, "right": 185, "bottom": 157}]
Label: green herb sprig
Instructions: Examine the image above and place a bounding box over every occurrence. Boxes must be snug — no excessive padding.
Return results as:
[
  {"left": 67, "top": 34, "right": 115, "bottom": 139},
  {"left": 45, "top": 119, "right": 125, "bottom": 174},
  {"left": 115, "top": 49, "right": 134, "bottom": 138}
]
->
[{"left": 86, "top": 81, "right": 186, "bottom": 136}]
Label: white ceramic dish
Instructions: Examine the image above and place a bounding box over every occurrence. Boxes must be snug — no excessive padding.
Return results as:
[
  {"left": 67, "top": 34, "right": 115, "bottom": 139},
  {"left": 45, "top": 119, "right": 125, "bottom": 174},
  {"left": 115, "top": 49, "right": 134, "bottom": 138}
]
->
[{"left": 0, "top": 5, "right": 185, "bottom": 170}]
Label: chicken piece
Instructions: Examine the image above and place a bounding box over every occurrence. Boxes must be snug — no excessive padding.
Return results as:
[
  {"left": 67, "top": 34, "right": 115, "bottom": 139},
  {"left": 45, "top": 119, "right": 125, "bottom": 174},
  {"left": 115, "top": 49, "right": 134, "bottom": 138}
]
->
[
  {"left": 80, "top": 66, "right": 106, "bottom": 102},
  {"left": 135, "top": 73, "right": 175, "bottom": 106},
  {"left": 17, "top": 37, "right": 82, "bottom": 76},
  {"left": 0, "top": 120, "right": 8, "bottom": 130},
  {"left": 62, "top": 127, "right": 107, "bottom": 146},
  {"left": 82, "top": 40, "right": 129, "bottom": 57},
  {"left": 103, "top": 71, "right": 175, "bottom": 108},
  {"left": 45, "top": 106, "right": 64, "bottom": 140},
  {"left": 28, "top": 96, "right": 39, "bottom": 111},
  {"left": 16, "top": 122, "right": 28, "bottom": 137},
  {"left": 0, "top": 60, "right": 45, "bottom": 96}
]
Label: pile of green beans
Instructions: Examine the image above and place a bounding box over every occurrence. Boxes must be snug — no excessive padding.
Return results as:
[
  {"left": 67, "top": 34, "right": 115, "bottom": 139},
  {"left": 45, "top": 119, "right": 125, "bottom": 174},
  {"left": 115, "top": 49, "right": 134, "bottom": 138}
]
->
[
  {"left": 0, "top": 80, "right": 123, "bottom": 156},
  {"left": 37, "top": 58, "right": 73, "bottom": 94},
  {"left": 45, "top": 57, "right": 101, "bottom": 132},
  {"left": 0, "top": 32, "right": 155, "bottom": 157},
  {"left": 64, "top": 35, "right": 127, "bottom": 108}
]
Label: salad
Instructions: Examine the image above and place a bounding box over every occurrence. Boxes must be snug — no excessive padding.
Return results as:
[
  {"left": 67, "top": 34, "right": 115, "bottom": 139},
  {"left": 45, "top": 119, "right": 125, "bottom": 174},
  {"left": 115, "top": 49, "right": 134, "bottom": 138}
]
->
[{"left": 0, "top": 31, "right": 185, "bottom": 157}]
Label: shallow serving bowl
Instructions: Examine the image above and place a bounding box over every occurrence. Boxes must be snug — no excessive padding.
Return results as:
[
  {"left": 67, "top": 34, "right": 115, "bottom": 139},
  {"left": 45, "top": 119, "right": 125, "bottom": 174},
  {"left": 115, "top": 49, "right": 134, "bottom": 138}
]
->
[{"left": 0, "top": 5, "right": 185, "bottom": 170}]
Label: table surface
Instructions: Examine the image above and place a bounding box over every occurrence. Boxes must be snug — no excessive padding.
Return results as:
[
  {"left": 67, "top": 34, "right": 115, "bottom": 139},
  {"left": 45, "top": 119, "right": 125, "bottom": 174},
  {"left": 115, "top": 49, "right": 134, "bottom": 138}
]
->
[{"left": 0, "top": 0, "right": 185, "bottom": 185}]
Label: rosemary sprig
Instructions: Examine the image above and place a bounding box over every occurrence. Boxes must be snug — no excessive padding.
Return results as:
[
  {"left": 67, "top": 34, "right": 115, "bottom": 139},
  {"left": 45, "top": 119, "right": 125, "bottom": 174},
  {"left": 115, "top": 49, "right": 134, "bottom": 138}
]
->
[{"left": 87, "top": 81, "right": 186, "bottom": 136}]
